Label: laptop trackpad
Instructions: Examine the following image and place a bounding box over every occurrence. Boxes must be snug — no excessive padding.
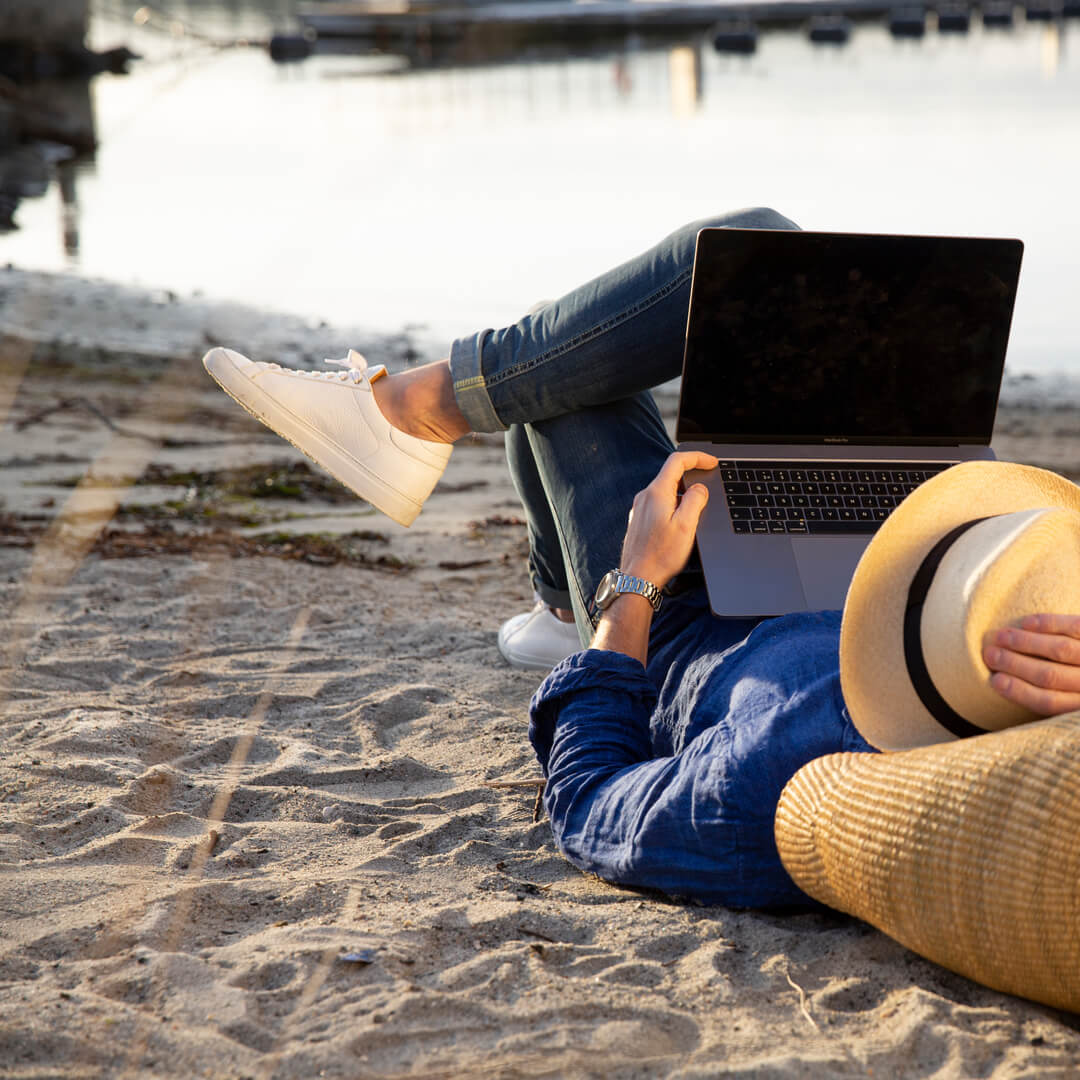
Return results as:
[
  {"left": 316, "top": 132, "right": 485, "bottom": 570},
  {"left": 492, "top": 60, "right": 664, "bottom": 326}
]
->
[{"left": 793, "top": 536, "right": 869, "bottom": 610}]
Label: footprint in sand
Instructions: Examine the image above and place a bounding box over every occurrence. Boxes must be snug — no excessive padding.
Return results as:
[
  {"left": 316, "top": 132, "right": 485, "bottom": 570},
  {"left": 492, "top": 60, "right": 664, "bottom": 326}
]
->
[{"left": 352, "top": 685, "right": 451, "bottom": 748}]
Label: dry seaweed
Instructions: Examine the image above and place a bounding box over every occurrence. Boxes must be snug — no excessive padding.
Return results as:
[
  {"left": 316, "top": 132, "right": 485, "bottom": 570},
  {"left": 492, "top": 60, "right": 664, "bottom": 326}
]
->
[
  {"left": 0, "top": 515, "right": 409, "bottom": 571},
  {"left": 93, "top": 524, "right": 410, "bottom": 571}
]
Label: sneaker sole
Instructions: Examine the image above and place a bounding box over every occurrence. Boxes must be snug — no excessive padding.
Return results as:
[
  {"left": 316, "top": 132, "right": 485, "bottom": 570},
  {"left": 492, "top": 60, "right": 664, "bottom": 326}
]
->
[{"left": 203, "top": 348, "right": 425, "bottom": 527}]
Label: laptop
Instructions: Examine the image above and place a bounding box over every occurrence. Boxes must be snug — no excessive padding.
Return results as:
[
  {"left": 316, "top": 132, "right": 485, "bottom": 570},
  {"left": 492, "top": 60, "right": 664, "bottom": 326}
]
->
[{"left": 676, "top": 227, "right": 1024, "bottom": 617}]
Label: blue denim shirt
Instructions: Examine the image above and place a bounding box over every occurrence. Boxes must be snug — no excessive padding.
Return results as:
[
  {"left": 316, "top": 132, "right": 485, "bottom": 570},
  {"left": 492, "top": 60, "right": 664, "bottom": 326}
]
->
[{"left": 529, "top": 590, "right": 875, "bottom": 909}]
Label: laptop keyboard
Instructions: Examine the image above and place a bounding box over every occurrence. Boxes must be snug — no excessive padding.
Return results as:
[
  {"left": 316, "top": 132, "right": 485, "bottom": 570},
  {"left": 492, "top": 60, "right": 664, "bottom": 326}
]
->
[{"left": 718, "top": 460, "right": 953, "bottom": 535}]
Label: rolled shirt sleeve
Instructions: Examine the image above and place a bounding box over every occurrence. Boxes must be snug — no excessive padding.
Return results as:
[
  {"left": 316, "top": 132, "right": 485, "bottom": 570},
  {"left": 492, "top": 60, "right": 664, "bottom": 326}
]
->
[
  {"left": 529, "top": 651, "right": 778, "bottom": 907},
  {"left": 528, "top": 614, "right": 874, "bottom": 909}
]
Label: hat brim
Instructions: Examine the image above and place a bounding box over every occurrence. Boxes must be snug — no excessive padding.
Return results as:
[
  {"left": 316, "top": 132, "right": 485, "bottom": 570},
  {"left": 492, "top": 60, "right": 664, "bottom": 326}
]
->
[{"left": 840, "top": 461, "right": 1080, "bottom": 751}]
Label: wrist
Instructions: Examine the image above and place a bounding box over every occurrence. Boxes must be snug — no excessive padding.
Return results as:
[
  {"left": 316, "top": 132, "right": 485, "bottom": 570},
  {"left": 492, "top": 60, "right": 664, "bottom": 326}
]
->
[
  {"left": 591, "top": 591, "right": 653, "bottom": 666},
  {"left": 594, "top": 569, "right": 663, "bottom": 614}
]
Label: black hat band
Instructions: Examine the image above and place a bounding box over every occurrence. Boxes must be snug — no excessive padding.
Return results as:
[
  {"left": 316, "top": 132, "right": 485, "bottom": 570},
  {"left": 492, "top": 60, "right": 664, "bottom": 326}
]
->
[{"left": 903, "top": 517, "right": 992, "bottom": 740}]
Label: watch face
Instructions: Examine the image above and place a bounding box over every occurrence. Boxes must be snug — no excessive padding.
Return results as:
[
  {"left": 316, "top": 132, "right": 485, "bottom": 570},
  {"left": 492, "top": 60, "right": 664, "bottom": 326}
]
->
[{"left": 595, "top": 570, "right": 618, "bottom": 609}]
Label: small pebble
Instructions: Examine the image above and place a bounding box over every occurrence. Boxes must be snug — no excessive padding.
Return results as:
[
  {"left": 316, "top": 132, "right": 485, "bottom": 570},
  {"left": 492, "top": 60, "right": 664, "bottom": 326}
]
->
[{"left": 341, "top": 949, "right": 377, "bottom": 965}]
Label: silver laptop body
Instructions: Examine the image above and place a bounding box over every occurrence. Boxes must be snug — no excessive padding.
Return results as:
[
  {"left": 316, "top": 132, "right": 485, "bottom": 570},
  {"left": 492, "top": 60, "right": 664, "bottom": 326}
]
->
[{"left": 676, "top": 227, "right": 1024, "bottom": 618}]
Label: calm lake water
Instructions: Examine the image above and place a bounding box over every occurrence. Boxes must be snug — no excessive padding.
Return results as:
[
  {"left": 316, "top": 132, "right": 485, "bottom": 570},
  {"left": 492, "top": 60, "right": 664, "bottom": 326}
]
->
[{"left": 4, "top": 0, "right": 1079, "bottom": 371}]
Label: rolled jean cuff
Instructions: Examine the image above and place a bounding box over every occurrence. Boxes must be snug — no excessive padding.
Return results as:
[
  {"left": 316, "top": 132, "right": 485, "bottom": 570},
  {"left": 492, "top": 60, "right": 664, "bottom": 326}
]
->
[
  {"left": 449, "top": 329, "right": 508, "bottom": 433},
  {"left": 533, "top": 577, "right": 573, "bottom": 613}
]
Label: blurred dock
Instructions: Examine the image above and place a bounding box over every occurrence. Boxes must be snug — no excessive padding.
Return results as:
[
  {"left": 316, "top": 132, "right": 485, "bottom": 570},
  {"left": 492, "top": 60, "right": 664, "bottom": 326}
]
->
[{"left": 296, "top": 0, "right": 1080, "bottom": 43}]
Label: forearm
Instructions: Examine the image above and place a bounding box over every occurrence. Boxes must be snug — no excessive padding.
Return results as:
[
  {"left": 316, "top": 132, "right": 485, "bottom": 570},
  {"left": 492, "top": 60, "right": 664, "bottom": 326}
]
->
[{"left": 590, "top": 593, "right": 655, "bottom": 666}]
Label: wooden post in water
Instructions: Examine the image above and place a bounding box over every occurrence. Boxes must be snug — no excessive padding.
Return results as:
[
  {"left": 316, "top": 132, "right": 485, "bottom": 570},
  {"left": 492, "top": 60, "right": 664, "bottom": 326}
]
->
[
  {"left": 0, "top": 0, "right": 89, "bottom": 46},
  {"left": 0, "top": 0, "right": 94, "bottom": 229}
]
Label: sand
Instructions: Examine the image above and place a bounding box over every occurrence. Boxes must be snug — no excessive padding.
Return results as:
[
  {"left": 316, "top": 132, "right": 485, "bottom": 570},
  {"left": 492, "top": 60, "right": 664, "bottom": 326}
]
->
[{"left": 2, "top": 268, "right": 1080, "bottom": 1079}]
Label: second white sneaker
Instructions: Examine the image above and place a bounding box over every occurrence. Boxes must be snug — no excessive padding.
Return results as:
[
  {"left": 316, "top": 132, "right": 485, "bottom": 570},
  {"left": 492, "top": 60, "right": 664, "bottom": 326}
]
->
[
  {"left": 203, "top": 347, "right": 452, "bottom": 527},
  {"left": 498, "top": 599, "right": 582, "bottom": 671}
]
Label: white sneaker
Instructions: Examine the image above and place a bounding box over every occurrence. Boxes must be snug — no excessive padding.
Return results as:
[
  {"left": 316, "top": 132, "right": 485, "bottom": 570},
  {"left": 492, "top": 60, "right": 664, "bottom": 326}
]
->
[
  {"left": 498, "top": 599, "right": 581, "bottom": 671},
  {"left": 203, "top": 347, "right": 452, "bottom": 527}
]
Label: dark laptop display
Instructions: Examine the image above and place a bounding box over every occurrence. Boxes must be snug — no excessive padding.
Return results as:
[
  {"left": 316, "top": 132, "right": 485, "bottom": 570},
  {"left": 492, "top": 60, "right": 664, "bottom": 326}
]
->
[
  {"left": 676, "top": 227, "right": 1024, "bottom": 617},
  {"left": 677, "top": 230, "right": 1024, "bottom": 446}
]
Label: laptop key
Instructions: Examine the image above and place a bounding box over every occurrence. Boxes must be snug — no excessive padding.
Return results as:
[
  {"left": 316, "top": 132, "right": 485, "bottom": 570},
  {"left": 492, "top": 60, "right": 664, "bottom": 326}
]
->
[
  {"left": 732, "top": 520, "right": 751, "bottom": 533},
  {"left": 807, "top": 520, "right": 877, "bottom": 535}
]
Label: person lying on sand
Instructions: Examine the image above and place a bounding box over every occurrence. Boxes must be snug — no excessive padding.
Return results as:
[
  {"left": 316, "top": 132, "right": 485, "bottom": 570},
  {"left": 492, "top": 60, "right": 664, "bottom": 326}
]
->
[{"left": 202, "top": 207, "right": 1080, "bottom": 909}]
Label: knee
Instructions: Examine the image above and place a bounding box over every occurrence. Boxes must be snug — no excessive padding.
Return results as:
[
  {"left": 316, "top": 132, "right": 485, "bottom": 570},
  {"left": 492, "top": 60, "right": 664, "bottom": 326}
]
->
[{"left": 712, "top": 206, "right": 800, "bottom": 231}]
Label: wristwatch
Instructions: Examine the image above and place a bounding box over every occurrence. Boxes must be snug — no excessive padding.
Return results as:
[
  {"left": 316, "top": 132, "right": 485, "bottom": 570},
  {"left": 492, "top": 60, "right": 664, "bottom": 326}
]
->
[{"left": 594, "top": 569, "right": 663, "bottom": 613}]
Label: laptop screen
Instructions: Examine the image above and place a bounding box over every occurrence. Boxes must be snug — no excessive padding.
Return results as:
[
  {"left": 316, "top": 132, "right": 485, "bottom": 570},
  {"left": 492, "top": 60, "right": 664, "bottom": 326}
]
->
[{"left": 677, "top": 229, "right": 1024, "bottom": 446}]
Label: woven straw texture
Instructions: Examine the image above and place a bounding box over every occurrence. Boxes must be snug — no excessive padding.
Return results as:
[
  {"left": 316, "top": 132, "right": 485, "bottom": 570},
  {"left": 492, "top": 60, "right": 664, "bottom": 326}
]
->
[{"left": 775, "top": 714, "right": 1080, "bottom": 1013}]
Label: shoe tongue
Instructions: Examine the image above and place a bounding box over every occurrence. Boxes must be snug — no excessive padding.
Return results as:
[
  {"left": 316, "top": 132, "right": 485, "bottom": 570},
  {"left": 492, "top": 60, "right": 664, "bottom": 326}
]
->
[{"left": 347, "top": 349, "right": 368, "bottom": 371}]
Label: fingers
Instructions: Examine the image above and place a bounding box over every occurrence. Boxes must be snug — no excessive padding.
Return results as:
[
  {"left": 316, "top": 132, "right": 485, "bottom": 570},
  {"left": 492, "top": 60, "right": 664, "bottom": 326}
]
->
[
  {"left": 673, "top": 482, "right": 709, "bottom": 528},
  {"left": 653, "top": 451, "right": 719, "bottom": 493},
  {"left": 1014, "top": 613, "right": 1080, "bottom": 638},
  {"left": 985, "top": 623, "right": 1080, "bottom": 667},
  {"left": 986, "top": 670, "right": 1080, "bottom": 718},
  {"left": 983, "top": 616, "right": 1080, "bottom": 717}
]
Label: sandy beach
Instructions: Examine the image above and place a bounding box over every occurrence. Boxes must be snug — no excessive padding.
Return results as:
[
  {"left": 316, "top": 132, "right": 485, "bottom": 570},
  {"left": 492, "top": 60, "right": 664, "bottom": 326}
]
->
[{"left": 3, "top": 267, "right": 1080, "bottom": 1079}]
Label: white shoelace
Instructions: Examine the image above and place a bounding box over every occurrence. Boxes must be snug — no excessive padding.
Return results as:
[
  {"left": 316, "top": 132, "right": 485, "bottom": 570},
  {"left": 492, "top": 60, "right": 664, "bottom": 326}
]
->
[{"left": 272, "top": 350, "right": 372, "bottom": 384}]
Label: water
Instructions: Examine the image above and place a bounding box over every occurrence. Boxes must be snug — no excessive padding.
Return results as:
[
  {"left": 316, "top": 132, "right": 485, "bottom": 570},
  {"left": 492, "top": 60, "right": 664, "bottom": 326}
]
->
[{"left": 4, "top": 0, "right": 1079, "bottom": 371}]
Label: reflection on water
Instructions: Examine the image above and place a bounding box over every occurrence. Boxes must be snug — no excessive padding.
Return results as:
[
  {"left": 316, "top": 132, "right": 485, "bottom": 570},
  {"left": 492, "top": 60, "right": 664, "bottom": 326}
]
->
[
  {"left": 1041, "top": 21, "right": 1063, "bottom": 74},
  {"left": 3, "top": 0, "right": 1078, "bottom": 372},
  {"left": 668, "top": 45, "right": 703, "bottom": 115}
]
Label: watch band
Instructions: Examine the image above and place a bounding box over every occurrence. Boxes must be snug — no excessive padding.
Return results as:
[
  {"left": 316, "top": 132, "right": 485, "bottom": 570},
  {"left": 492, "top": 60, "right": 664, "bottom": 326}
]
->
[{"left": 596, "top": 569, "right": 663, "bottom": 612}]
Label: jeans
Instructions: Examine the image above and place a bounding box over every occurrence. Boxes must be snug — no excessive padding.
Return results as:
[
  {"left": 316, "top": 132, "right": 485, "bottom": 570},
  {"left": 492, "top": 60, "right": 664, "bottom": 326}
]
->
[{"left": 448, "top": 207, "right": 800, "bottom": 638}]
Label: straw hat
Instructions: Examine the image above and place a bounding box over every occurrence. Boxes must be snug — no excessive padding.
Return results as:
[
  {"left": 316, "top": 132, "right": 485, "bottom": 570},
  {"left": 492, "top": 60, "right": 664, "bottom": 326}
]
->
[
  {"left": 774, "top": 713, "right": 1080, "bottom": 1013},
  {"left": 840, "top": 460, "right": 1080, "bottom": 750}
]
